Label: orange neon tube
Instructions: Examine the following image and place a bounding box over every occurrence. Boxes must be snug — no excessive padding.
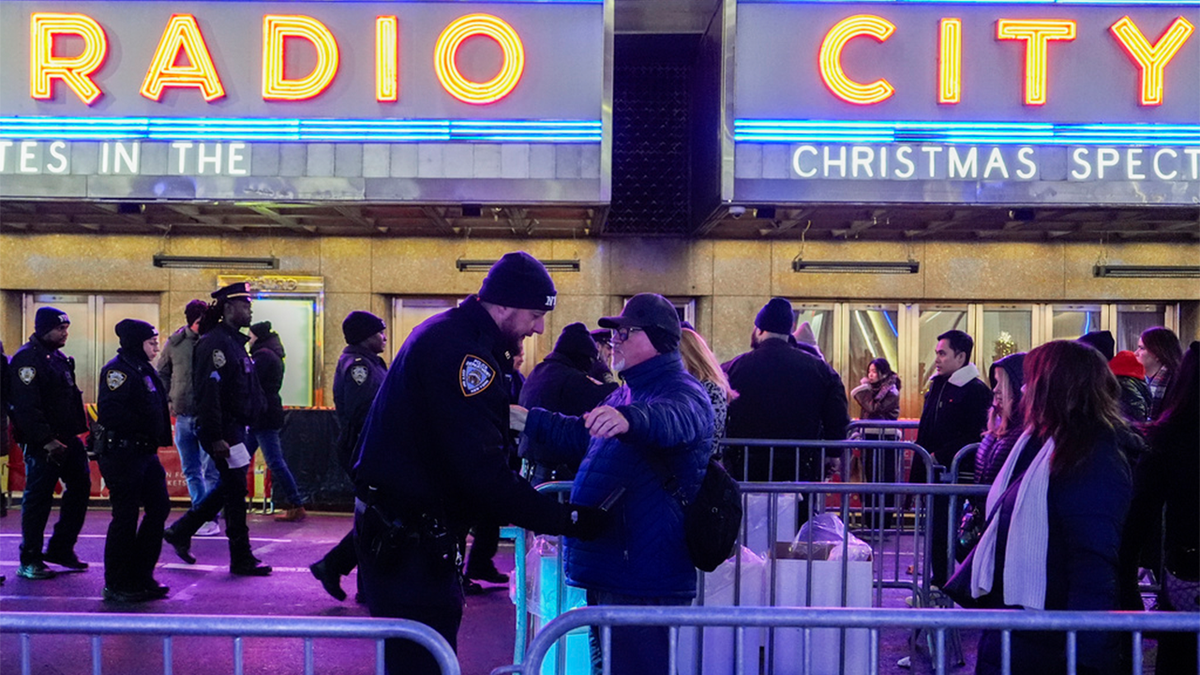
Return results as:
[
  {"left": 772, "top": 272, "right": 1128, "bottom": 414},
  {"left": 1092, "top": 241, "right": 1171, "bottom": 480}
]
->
[
  {"left": 996, "top": 19, "right": 1076, "bottom": 106},
  {"left": 818, "top": 15, "right": 896, "bottom": 105},
  {"left": 376, "top": 16, "right": 399, "bottom": 102},
  {"left": 1110, "top": 16, "right": 1194, "bottom": 106},
  {"left": 30, "top": 13, "right": 108, "bottom": 105},
  {"left": 939, "top": 18, "right": 962, "bottom": 104},
  {"left": 262, "top": 15, "right": 340, "bottom": 101},
  {"left": 434, "top": 13, "right": 525, "bottom": 105},
  {"left": 141, "top": 14, "right": 225, "bottom": 102}
]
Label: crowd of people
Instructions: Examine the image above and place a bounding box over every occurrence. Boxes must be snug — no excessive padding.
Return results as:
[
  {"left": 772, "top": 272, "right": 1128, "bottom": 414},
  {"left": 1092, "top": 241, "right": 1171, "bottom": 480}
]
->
[{"left": 0, "top": 250, "right": 1195, "bottom": 675}]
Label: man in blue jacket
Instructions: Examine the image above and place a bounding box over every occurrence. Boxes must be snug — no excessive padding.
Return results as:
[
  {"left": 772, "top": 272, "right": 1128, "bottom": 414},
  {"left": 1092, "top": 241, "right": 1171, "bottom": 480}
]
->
[{"left": 516, "top": 293, "right": 714, "bottom": 675}]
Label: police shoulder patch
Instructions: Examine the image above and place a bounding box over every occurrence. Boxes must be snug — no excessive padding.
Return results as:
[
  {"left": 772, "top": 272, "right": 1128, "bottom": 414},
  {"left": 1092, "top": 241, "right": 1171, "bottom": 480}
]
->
[
  {"left": 212, "top": 349, "right": 226, "bottom": 368},
  {"left": 459, "top": 355, "right": 495, "bottom": 397},
  {"left": 106, "top": 370, "right": 127, "bottom": 391},
  {"left": 350, "top": 364, "right": 368, "bottom": 385},
  {"left": 17, "top": 366, "right": 35, "bottom": 385}
]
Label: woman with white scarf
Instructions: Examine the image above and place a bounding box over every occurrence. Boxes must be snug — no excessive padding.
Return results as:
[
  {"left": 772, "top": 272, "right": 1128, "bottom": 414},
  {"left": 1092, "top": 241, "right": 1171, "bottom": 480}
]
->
[{"left": 962, "top": 340, "right": 1133, "bottom": 675}]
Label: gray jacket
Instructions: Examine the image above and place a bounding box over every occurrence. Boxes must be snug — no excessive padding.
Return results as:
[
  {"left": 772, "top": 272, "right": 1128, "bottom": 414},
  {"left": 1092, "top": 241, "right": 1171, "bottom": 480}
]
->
[{"left": 157, "top": 325, "right": 198, "bottom": 416}]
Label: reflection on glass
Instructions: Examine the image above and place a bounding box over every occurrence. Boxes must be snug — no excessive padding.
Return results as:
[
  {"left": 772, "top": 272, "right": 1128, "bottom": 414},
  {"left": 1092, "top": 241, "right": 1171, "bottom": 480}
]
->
[
  {"left": 848, "top": 306, "right": 899, "bottom": 392},
  {"left": 918, "top": 307, "right": 968, "bottom": 388},
  {"left": 794, "top": 308, "right": 833, "bottom": 359},
  {"left": 1052, "top": 306, "right": 1101, "bottom": 341},
  {"left": 1116, "top": 305, "right": 1166, "bottom": 353},
  {"left": 981, "top": 308, "right": 1032, "bottom": 376},
  {"left": 251, "top": 297, "right": 316, "bottom": 407}
]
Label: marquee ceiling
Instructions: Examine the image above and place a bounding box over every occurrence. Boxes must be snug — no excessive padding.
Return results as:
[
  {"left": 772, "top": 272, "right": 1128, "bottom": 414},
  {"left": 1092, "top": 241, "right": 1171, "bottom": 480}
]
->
[{"left": 1, "top": 199, "right": 1196, "bottom": 242}]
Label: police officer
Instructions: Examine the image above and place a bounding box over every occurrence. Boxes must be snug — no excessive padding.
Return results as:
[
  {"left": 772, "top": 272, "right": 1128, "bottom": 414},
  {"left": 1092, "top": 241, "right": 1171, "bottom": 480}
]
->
[
  {"left": 352, "top": 252, "right": 607, "bottom": 675},
  {"left": 163, "top": 282, "right": 271, "bottom": 576},
  {"left": 309, "top": 310, "right": 389, "bottom": 602},
  {"left": 96, "top": 319, "right": 173, "bottom": 602},
  {"left": 9, "top": 307, "right": 90, "bottom": 580}
]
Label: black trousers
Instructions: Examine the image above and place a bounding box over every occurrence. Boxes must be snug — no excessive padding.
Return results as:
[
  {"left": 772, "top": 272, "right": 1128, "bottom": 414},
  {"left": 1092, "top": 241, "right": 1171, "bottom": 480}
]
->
[
  {"left": 465, "top": 522, "right": 500, "bottom": 574},
  {"left": 20, "top": 438, "right": 90, "bottom": 564},
  {"left": 354, "top": 503, "right": 463, "bottom": 675},
  {"left": 97, "top": 449, "right": 170, "bottom": 591},
  {"left": 166, "top": 443, "right": 253, "bottom": 562}
]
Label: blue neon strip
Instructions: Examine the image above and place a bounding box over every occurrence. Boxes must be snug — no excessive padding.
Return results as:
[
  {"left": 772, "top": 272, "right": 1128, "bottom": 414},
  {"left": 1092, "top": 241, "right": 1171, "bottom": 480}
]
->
[
  {"left": 0, "top": 117, "right": 601, "bottom": 143},
  {"left": 735, "top": 120, "right": 1200, "bottom": 145},
  {"left": 740, "top": 0, "right": 1200, "bottom": 5}
]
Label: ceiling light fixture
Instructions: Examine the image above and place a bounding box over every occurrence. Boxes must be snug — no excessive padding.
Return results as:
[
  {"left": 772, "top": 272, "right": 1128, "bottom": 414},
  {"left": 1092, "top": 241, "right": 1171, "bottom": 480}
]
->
[
  {"left": 792, "top": 260, "right": 919, "bottom": 274},
  {"left": 456, "top": 259, "right": 580, "bottom": 273},
  {"left": 1093, "top": 264, "right": 1200, "bottom": 279},
  {"left": 153, "top": 255, "right": 279, "bottom": 270}
]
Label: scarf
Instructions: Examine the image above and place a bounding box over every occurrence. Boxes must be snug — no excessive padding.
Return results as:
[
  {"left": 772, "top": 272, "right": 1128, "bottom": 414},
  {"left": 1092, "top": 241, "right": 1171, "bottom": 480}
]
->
[{"left": 969, "top": 430, "right": 1054, "bottom": 609}]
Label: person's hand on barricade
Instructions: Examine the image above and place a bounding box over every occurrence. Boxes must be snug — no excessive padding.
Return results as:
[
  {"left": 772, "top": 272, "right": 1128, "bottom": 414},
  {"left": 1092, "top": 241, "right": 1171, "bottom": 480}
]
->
[{"left": 562, "top": 503, "right": 609, "bottom": 540}]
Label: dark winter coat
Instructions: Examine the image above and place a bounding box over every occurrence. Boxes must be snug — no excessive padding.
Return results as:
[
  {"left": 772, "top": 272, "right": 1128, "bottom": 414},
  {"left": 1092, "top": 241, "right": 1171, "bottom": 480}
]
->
[
  {"left": 332, "top": 344, "right": 387, "bottom": 473},
  {"left": 250, "top": 333, "right": 286, "bottom": 431},
  {"left": 721, "top": 337, "right": 850, "bottom": 481},
  {"left": 518, "top": 351, "right": 619, "bottom": 483},
  {"left": 914, "top": 364, "right": 992, "bottom": 476},
  {"left": 977, "top": 431, "right": 1132, "bottom": 675},
  {"left": 0, "top": 340, "right": 10, "bottom": 451},
  {"left": 192, "top": 322, "right": 264, "bottom": 447},
  {"left": 352, "top": 296, "right": 575, "bottom": 538},
  {"left": 8, "top": 334, "right": 87, "bottom": 448},
  {"left": 98, "top": 349, "right": 172, "bottom": 450},
  {"left": 524, "top": 351, "right": 713, "bottom": 598}
]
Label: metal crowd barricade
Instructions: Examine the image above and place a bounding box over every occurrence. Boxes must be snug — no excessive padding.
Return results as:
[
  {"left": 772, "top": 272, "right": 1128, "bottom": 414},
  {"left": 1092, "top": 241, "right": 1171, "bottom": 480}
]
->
[
  {"left": 511, "top": 481, "right": 576, "bottom": 670},
  {"left": 496, "top": 605, "right": 1200, "bottom": 675},
  {"left": 0, "top": 612, "right": 460, "bottom": 675}
]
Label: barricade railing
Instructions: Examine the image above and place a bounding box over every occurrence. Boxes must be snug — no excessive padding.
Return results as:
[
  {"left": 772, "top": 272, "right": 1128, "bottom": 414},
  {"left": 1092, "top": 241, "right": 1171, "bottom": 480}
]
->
[
  {"left": 495, "top": 605, "right": 1200, "bottom": 675},
  {"left": 0, "top": 612, "right": 460, "bottom": 675},
  {"left": 846, "top": 419, "right": 920, "bottom": 443}
]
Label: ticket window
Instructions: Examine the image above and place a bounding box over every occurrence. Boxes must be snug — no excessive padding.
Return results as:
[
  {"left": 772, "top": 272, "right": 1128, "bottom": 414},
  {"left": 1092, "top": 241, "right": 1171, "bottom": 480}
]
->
[{"left": 23, "top": 293, "right": 160, "bottom": 404}]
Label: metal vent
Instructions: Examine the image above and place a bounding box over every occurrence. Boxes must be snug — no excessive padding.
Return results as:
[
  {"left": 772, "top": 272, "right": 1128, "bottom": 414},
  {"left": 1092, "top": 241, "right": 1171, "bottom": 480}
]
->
[{"left": 608, "top": 36, "right": 697, "bottom": 235}]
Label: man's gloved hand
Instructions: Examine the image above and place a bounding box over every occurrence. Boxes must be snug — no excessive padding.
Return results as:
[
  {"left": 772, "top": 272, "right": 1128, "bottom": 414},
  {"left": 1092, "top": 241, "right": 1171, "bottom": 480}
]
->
[{"left": 562, "top": 503, "right": 609, "bottom": 541}]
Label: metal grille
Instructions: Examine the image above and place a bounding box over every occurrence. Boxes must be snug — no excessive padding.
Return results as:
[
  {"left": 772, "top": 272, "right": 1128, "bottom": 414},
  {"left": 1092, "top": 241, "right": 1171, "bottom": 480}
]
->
[{"left": 608, "top": 40, "right": 694, "bottom": 235}]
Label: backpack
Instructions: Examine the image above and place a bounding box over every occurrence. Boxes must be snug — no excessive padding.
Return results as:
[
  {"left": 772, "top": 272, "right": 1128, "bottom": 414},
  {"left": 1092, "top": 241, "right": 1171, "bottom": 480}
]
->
[{"left": 650, "top": 454, "right": 743, "bottom": 573}]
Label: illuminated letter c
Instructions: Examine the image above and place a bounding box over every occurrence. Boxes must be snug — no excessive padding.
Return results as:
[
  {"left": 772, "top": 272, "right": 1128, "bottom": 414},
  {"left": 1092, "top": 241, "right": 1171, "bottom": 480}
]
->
[{"left": 819, "top": 15, "right": 896, "bottom": 105}]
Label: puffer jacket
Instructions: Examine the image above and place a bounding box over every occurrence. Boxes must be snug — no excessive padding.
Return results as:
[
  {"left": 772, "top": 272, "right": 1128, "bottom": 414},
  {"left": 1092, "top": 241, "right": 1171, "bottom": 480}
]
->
[{"left": 524, "top": 351, "right": 714, "bottom": 598}]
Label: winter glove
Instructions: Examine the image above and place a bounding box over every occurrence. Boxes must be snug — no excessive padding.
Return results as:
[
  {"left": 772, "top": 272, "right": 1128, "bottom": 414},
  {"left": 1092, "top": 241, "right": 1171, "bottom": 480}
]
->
[{"left": 562, "top": 503, "right": 609, "bottom": 541}]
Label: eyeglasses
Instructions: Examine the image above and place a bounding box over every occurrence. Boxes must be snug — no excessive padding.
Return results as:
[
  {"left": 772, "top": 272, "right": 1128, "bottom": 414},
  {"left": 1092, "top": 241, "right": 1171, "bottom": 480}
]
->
[{"left": 612, "top": 327, "right": 644, "bottom": 343}]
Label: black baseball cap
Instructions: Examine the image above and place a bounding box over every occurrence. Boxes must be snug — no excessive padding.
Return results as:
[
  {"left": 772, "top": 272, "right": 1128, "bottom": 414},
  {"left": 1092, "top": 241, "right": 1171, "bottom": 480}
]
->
[{"left": 598, "top": 293, "right": 681, "bottom": 343}]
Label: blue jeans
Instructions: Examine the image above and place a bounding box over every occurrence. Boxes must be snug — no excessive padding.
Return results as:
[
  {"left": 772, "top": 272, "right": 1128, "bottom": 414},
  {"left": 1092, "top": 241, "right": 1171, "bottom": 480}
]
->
[
  {"left": 246, "top": 428, "right": 304, "bottom": 507},
  {"left": 586, "top": 589, "right": 692, "bottom": 675},
  {"left": 174, "top": 415, "right": 218, "bottom": 508}
]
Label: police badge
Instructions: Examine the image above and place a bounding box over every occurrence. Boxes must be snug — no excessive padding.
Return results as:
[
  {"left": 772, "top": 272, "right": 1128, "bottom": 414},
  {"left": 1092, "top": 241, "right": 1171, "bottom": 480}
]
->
[
  {"left": 459, "top": 355, "right": 494, "bottom": 397},
  {"left": 107, "top": 370, "right": 127, "bottom": 390},
  {"left": 212, "top": 349, "right": 226, "bottom": 368},
  {"left": 351, "top": 364, "right": 368, "bottom": 385},
  {"left": 17, "top": 366, "right": 35, "bottom": 385}
]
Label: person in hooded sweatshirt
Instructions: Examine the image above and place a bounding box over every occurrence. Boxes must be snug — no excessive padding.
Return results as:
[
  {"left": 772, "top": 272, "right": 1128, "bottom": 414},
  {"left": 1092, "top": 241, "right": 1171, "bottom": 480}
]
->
[
  {"left": 96, "top": 319, "right": 173, "bottom": 602},
  {"left": 518, "top": 322, "right": 619, "bottom": 485},
  {"left": 247, "top": 321, "right": 306, "bottom": 522}
]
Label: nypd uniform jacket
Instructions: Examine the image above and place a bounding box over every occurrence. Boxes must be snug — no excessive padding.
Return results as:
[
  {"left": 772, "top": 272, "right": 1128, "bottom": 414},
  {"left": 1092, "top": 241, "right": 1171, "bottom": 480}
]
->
[
  {"left": 98, "top": 350, "right": 172, "bottom": 450},
  {"left": 353, "top": 296, "right": 572, "bottom": 535},
  {"left": 332, "top": 344, "right": 387, "bottom": 473},
  {"left": 9, "top": 335, "right": 87, "bottom": 448},
  {"left": 192, "top": 322, "right": 265, "bottom": 447}
]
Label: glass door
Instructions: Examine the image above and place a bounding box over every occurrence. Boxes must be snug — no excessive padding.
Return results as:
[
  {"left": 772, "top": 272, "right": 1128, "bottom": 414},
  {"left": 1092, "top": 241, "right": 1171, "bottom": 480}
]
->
[
  {"left": 980, "top": 305, "right": 1033, "bottom": 375},
  {"left": 846, "top": 303, "right": 900, "bottom": 394},
  {"left": 916, "top": 305, "right": 969, "bottom": 392}
]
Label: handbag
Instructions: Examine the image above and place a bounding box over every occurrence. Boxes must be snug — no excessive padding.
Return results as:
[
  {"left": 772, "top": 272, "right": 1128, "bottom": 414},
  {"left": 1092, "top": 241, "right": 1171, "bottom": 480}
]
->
[{"left": 649, "top": 454, "right": 743, "bottom": 573}]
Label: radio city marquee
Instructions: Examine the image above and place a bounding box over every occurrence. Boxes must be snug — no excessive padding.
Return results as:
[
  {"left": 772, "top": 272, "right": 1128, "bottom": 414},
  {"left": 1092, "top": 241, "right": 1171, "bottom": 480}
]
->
[
  {"left": 730, "top": 1, "right": 1200, "bottom": 205},
  {"left": 0, "top": 0, "right": 609, "bottom": 202}
]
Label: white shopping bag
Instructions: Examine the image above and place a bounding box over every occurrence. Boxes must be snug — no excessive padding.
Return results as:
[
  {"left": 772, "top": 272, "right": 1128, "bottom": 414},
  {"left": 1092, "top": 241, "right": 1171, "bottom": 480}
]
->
[
  {"left": 743, "top": 493, "right": 799, "bottom": 557},
  {"left": 679, "top": 547, "right": 767, "bottom": 675}
]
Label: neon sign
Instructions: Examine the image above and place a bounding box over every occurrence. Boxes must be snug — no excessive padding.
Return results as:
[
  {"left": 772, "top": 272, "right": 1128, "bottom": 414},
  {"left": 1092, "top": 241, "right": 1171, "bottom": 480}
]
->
[
  {"left": 26, "top": 11, "right": 530, "bottom": 107},
  {"left": 812, "top": 13, "right": 1193, "bottom": 107}
]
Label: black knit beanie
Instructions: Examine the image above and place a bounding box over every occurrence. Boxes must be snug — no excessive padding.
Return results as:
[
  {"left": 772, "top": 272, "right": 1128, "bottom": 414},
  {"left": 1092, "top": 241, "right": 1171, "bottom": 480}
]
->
[
  {"left": 755, "top": 297, "right": 795, "bottom": 335},
  {"left": 250, "top": 321, "right": 273, "bottom": 340},
  {"left": 478, "top": 252, "right": 557, "bottom": 311},
  {"left": 35, "top": 307, "right": 70, "bottom": 336},
  {"left": 116, "top": 319, "right": 158, "bottom": 355},
  {"left": 553, "top": 322, "right": 599, "bottom": 363},
  {"left": 343, "top": 311, "right": 386, "bottom": 345}
]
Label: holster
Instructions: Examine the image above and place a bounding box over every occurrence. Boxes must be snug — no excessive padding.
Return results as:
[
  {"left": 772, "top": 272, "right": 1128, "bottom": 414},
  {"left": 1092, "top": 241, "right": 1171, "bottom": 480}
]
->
[{"left": 360, "top": 489, "right": 461, "bottom": 572}]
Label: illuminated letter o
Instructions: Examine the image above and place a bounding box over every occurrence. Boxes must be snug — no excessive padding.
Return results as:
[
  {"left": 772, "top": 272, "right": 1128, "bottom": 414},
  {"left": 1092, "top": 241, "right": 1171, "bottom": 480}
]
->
[{"left": 434, "top": 14, "right": 524, "bottom": 105}]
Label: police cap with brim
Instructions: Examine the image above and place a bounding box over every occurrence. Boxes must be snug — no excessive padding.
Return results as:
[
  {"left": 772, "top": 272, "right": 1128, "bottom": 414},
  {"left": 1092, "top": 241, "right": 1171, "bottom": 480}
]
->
[{"left": 212, "top": 282, "right": 253, "bottom": 302}]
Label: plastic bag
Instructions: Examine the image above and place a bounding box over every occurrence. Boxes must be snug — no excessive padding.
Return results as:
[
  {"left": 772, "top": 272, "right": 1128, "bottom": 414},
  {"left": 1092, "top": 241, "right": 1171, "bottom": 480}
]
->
[{"left": 787, "top": 512, "right": 872, "bottom": 561}]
